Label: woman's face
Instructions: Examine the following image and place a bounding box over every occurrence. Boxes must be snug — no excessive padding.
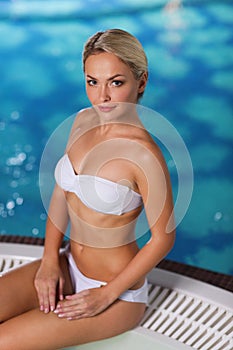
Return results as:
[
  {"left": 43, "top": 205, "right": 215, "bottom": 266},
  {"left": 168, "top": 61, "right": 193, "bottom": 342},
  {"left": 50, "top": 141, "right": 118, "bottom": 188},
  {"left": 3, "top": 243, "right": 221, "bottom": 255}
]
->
[{"left": 84, "top": 52, "right": 147, "bottom": 108}]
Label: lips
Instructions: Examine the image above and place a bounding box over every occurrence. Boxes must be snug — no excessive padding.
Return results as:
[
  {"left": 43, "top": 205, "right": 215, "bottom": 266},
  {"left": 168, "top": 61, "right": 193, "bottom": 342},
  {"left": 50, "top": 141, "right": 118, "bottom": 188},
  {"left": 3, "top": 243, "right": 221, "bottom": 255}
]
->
[{"left": 98, "top": 104, "right": 117, "bottom": 113}]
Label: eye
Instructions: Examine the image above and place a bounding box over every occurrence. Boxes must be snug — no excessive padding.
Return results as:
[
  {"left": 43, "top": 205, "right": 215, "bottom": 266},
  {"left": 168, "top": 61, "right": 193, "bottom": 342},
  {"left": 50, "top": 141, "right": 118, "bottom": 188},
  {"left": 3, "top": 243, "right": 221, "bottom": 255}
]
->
[
  {"left": 87, "top": 79, "right": 98, "bottom": 86},
  {"left": 111, "top": 80, "right": 124, "bottom": 87}
]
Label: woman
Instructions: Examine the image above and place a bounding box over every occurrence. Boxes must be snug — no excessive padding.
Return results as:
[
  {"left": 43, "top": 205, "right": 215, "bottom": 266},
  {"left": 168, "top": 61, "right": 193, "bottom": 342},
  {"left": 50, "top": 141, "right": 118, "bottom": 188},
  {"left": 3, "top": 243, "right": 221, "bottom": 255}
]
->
[{"left": 0, "top": 29, "right": 175, "bottom": 349}]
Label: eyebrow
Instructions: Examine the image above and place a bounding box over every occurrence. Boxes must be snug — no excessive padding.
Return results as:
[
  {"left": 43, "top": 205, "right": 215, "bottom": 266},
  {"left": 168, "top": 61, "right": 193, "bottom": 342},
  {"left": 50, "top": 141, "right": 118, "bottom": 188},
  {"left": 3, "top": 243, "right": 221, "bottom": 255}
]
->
[{"left": 86, "top": 74, "right": 125, "bottom": 81}]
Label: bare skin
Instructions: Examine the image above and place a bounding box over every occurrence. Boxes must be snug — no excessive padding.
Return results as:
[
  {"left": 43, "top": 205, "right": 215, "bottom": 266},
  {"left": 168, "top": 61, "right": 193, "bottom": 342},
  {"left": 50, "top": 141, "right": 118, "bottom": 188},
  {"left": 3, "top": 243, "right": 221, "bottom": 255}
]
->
[
  {"left": 0, "top": 257, "right": 145, "bottom": 350},
  {"left": 0, "top": 52, "right": 175, "bottom": 349}
]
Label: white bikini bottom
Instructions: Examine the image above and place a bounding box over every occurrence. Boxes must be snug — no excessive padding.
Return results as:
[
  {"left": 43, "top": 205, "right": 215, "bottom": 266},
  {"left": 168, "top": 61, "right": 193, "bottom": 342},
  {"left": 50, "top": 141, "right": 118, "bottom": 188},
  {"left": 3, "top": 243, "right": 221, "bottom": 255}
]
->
[{"left": 66, "top": 251, "right": 148, "bottom": 304}]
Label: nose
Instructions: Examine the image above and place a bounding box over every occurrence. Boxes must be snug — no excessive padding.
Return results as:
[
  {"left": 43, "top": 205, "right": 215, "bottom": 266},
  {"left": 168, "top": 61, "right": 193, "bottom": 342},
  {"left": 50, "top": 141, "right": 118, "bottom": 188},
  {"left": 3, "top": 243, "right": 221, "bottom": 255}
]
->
[{"left": 99, "top": 84, "right": 111, "bottom": 102}]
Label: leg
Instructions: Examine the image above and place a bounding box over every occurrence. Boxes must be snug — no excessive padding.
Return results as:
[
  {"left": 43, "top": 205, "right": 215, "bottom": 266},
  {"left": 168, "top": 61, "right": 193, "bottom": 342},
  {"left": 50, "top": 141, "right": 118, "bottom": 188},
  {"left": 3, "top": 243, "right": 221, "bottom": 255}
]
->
[
  {"left": 0, "top": 254, "right": 73, "bottom": 322},
  {"left": 0, "top": 299, "right": 145, "bottom": 350}
]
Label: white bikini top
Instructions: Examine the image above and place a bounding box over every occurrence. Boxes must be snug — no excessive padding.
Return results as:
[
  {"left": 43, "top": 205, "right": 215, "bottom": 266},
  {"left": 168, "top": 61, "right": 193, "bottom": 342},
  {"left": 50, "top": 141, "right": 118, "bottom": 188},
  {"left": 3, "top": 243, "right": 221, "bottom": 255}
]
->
[{"left": 54, "top": 154, "right": 143, "bottom": 216}]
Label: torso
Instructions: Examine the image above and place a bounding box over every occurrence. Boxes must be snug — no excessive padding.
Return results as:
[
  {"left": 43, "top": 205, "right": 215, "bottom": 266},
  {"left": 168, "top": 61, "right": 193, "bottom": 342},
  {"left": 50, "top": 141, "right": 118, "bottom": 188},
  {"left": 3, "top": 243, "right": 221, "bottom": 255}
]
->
[{"left": 62, "top": 108, "right": 155, "bottom": 289}]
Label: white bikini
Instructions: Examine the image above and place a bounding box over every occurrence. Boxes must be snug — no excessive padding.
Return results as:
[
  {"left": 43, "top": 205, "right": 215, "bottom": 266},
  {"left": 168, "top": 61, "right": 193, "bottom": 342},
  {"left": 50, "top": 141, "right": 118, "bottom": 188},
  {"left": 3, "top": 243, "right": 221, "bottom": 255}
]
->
[
  {"left": 55, "top": 154, "right": 143, "bottom": 215},
  {"left": 55, "top": 154, "right": 148, "bottom": 304},
  {"left": 66, "top": 250, "right": 148, "bottom": 304}
]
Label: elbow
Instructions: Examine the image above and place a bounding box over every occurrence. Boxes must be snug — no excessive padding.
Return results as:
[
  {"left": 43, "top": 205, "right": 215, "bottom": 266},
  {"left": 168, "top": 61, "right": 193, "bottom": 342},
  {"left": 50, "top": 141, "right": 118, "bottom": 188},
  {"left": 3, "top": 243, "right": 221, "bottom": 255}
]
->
[
  {"left": 166, "top": 229, "right": 176, "bottom": 253},
  {"left": 148, "top": 229, "right": 176, "bottom": 256}
]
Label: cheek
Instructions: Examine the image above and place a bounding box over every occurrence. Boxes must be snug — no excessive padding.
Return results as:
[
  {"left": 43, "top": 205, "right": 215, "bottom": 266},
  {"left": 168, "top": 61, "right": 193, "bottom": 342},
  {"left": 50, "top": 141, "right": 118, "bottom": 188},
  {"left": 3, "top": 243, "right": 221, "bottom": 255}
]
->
[
  {"left": 115, "top": 86, "right": 138, "bottom": 102},
  {"left": 86, "top": 86, "right": 95, "bottom": 102}
]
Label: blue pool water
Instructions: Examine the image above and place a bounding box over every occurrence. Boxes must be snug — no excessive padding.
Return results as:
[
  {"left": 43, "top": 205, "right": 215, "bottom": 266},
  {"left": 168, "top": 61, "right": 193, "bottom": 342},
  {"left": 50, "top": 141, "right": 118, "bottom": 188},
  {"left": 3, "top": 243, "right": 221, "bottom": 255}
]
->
[{"left": 0, "top": 0, "right": 232, "bottom": 275}]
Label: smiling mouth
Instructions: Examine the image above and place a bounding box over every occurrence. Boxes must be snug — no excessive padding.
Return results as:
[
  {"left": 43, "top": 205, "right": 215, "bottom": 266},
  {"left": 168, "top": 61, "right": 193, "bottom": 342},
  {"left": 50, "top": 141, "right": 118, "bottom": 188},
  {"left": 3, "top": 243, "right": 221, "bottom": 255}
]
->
[{"left": 98, "top": 104, "right": 118, "bottom": 113}]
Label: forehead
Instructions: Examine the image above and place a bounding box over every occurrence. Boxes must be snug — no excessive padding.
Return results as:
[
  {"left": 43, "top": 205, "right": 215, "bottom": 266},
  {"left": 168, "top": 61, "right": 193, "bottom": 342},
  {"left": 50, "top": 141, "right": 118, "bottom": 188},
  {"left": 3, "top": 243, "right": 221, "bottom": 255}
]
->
[{"left": 84, "top": 52, "right": 132, "bottom": 77}]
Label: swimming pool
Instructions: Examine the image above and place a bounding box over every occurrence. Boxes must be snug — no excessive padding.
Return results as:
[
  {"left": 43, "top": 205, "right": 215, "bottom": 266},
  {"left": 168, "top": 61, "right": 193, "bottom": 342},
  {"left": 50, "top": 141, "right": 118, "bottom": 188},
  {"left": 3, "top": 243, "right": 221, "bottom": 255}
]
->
[{"left": 0, "top": 0, "right": 232, "bottom": 275}]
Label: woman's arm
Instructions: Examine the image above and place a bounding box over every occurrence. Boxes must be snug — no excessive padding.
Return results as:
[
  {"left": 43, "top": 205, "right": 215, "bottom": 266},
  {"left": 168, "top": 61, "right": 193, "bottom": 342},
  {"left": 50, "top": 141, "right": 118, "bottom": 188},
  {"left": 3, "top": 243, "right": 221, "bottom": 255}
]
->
[
  {"left": 34, "top": 185, "right": 69, "bottom": 313},
  {"left": 35, "top": 110, "right": 86, "bottom": 313},
  {"left": 43, "top": 185, "right": 69, "bottom": 258},
  {"left": 105, "top": 142, "right": 175, "bottom": 301}
]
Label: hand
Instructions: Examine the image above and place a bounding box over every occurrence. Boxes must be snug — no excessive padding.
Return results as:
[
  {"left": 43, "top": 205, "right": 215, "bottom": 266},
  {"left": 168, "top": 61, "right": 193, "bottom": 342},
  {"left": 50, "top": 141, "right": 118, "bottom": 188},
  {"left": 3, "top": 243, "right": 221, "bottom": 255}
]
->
[
  {"left": 34, "top": 260, "right": 65, "bottom": 313},
  {"left": 54, "top": 286, "right": 112, "bottom": 320}
]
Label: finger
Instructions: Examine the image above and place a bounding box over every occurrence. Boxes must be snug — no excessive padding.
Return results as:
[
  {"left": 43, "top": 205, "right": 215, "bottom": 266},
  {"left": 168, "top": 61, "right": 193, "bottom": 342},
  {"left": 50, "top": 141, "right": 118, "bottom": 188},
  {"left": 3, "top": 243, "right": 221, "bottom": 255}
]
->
[
  {"left": 55, "top": 300, "right": 87, "bottom": 318},
  {"left": 43, "top": 286, "right": 51, "bottom": 313},
  {"left": 57, "top": 308, "right": 86, "bottom": 319},
  {"left": 67, "top": 314, "right": 89, "bottom": 321},
  {"left": 48, "top": 283, "right": 57, "bottom": 312},
  {"left": 41, "top": 280, "right": 56, "bottom": 313},
  {"left": 58, "top": 276, "right": 65, "bottom": 301},
  {"left": 56, "top": 298, "right": 81, "bottom": 313},
  {"left": 64, "top": 290, "right": 89, "bottom": 302},
  {"left": 39, "top": 287, "right": 49, "bottom": 313},
  {"left": 34, "top": 281, "right": 46, "bottom": 312},
  {"left": 38, "top": 290, "right": 45, "bottom": 312}
]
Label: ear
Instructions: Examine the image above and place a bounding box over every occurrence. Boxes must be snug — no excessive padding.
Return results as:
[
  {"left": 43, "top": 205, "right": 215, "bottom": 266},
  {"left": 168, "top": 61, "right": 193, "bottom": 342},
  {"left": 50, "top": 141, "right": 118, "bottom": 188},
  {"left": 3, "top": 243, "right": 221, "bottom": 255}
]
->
[{"left": 138, "top": 72, "right": 148, "bottom": 94}]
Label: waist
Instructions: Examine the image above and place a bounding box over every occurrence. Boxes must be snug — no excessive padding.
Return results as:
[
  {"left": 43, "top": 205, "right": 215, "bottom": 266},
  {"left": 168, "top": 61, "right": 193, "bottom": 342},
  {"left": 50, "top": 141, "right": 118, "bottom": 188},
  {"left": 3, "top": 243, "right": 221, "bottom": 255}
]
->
[
  {"left": 69, "top": 209, "right": 139, "bottom": 249},
  {"left": 69, "top": 240, "right": 140, "bottom": 283}
]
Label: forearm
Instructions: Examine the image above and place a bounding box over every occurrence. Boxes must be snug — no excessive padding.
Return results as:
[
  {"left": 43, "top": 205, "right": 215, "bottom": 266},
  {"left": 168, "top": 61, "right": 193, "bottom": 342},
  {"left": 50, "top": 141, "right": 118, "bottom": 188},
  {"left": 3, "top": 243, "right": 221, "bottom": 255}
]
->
[
  {"left": 42, "top": 218, "right": 65, "bottom": 262},
  {"left": 42, "top": 185, "right": 69, "bottom": 262},
  {"left": 105, "top": 232, "right": 175, "bottom": 302},
  {"left": 36, "top": 215, "right": 69, "bottom": 312}
]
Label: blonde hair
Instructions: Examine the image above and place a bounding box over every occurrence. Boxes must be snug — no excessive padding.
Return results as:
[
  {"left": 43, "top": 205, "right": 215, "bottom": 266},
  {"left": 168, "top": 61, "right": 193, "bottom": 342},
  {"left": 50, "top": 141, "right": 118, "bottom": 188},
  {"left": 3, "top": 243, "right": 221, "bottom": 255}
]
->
[{"left": 83, "top": 29, "right": 148, "bottom": 99}]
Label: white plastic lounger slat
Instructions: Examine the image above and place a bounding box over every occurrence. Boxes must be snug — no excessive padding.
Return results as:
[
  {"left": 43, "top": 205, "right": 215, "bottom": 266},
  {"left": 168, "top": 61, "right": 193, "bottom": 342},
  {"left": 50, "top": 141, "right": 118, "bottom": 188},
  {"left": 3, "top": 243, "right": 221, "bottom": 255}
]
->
[
  {"left": 147, "top": 283, "right": 153, "bottom": 290},
  {"left": 0, "top": 257, "right": 31, "bottom": 275},
  {"left": 0, "top": 243, "right": 44, "bottom": 276},
  {"left": 189, "top": 303, "right": 210, "bottom": 322},
  {"left": 0, "top": 257, "right": 4, "bottom": 271},
  {"left": 140, "top": 307, "right": 155, "bottom": 326},
  {"left": 170, "top": 319, "right": 193, "bottom": 339},
  {"left": 204, "top": 309, "right": 226, "bottom": 328},
  {"left": 195, "top": 331, "right": 219, "bottom": 350},
  {"left": 211, "top": 313, "right": 232, "bottom": 332},
  {"left": 197, "top": 305, "right": 218, "bottom": 324},
  {"left": 173, "top": 295, "right": 193, "bottom": 314},
  {"left": 181, "top": 299, "right": 202, "bottom": 318},
  {"left": 150, "top": 310, "right": 169, "bottom": 331},
  {"left": 13, "top": 259, "right": 23, "bottom": 267},
  {"left": 172, "top": 296, "right": 194, "bottom": 315},
  {"left": 164, "top": 318, "right": 184, "bottom": 337},
  {"left": 3, "top": 258, "right": 13, "bottom": 271},
  {"left": 178, "top": 323, "right": 200, "bottom": 343},
  {"left": 223, "top": 342, "right": 233, "bottom": 350},
  {"left": 165, "top": 293, "right": 186, "bottom": 313},
  {"left": 185, "top": 325, "right": 207, "bottom": 346},
  {"left": 200, "top": 335, "right": 223, "bottom": 350},
  {"left": 193, "top": 328, "right": 231, "bottom": 350},
  {"left": 219, "top": 317, "right": 233, "bottom": 335},
  {"left": 156, "top": 314, "right": 177, "bottom": 334},
  {"left": 156, "top": 290, "right": 178, "bottom": 310},
  {"left": 142, "top": 309, "right": 162, "bottom": 329},
  {"left": 150, "top": 288, "right": 170, "bottom": 308},
  {"left": 212, "top": 338, "right": 231, "bottom": 350},
  {"left": 148, "top": 285, "right": 161, "bottom": 304}
]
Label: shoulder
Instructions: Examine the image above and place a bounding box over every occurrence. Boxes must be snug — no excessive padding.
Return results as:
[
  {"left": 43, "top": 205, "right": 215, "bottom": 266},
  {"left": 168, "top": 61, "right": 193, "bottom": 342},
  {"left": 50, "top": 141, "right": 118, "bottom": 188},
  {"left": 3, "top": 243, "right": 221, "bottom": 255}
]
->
[
  {"left": 114, "top": 123, "right": 167, "bottom": 171},
  {"left": 67, "top": 107, "right": 97, "bottom": 149},
  {"left": 131, "top": 129, "right": 172, "bottom": 208},
  {"left": 128, "top": 127, "right": 171, "bottom": 195},
  {"left": 131, "top": 127, "right": 166, "bottom": 167},
  {"left": 71, "top": 107, "right": 96, "bottom": 129}
]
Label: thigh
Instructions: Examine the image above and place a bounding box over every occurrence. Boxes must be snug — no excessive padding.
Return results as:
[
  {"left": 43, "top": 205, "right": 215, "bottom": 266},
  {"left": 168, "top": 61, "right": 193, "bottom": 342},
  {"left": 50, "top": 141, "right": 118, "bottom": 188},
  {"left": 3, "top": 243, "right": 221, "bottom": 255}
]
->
[
  {"left": 0, "top": 299, "right": 146, "bottom": 350},
  {"left": 0, "top": 253, "right": 73, "bottom": 322}
]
